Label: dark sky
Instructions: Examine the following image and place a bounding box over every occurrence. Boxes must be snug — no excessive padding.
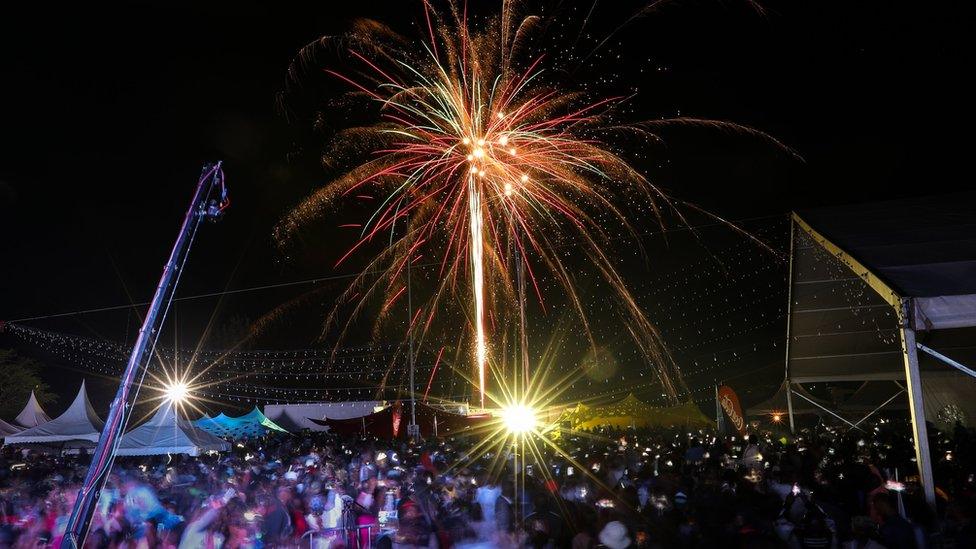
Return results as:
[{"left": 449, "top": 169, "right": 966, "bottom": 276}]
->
[{"left": 0, "top": 0, "right": 972, "bottom": 414}]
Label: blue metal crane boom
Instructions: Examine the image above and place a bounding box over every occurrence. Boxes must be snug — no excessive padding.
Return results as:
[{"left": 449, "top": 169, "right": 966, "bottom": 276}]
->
[{"left": 60, "top": 162, "right": 229, "bottom": 548}]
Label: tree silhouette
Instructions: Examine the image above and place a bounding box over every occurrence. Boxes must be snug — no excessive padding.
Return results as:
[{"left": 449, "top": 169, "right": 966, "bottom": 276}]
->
[{"left": 0, "top": 349, "right": 56, "bottom": 419}]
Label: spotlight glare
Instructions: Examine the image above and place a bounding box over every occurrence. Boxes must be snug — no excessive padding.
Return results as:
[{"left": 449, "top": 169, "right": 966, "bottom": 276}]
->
[
  {"left": 501, "top": 404, "right": 538, "bottom": 434},
  {"left": 164, "top": 381, "right": 190, "bottom": 403}
]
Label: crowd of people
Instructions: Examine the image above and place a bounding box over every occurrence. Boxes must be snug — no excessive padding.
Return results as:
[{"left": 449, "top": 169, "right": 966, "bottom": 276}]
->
[{"left": 1, "top": 417, "right": 974, "bottom": 548}]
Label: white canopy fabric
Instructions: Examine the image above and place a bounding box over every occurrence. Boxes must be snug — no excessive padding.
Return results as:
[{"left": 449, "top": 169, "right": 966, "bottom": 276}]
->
[
  {"left": 914, "top": 295, "right": 976, "bottom": 331},
  {"left": 0, "top": 419, "right": 22, "bottom": 436},
  {"left": 14, "top": 390, "right": 51, "bottom": 428},
  {"left": 264, "top": 401, "right": 383, "bottom": 432},
  {"left": 5, "top": 381, "right": 104, "bottom": 444},
  {"left": 117, "top": 401, "right": 229, "bottom": 456}
]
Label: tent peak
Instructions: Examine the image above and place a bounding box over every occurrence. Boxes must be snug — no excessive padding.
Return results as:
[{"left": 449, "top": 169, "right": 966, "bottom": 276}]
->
[{"left": 14, "top": 389, "right": 51, "bottom": 428}]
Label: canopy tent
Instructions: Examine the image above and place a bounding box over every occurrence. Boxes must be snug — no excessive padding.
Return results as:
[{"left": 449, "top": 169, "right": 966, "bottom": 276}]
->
[
  {"left": 4, "top": 381, "right": 104, "bottom": 445},
  {"left": 652, "top": 400, "right": 713, "bottom": 428},
  {"left": 557, "top": 394, "right": 711, "bottom": 430},
  {"left": 264, "top": 401, "right": 383, "bottom": 432},
  {"left": 747, "top": 380, "right": 831, "bottom": 418},
  {"left": 412, "top": 402, "right": 492, "bottom": 437},
  {"left": 309, "top": 402, "right": 492, "bottom": 439},
  {"left": 195, "top": 408, "right": 289, "bottom": 439},
  {"left": 784, "top": 192, "right": 976, "bottom": 507},
  {"left": 14, "top": 390, "right": 51, "bottom": 428},
  {"left": 556, "top": 402, "right": 592, "bottom": 425},
  {"left": 194, "top": 413, "right": 226, "bottom": 434},
  {"left": 0, "top": 419, "right": 22, "bottom": 436},
  {"left": 117, "top": 401, "right": 230, "bottom": 456},
  {"left": 311, "top": 403, "right": 401, "bottom": 438}
]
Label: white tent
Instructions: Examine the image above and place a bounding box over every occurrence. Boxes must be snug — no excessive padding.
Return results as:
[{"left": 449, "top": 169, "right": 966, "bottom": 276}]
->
[
  {"left": 14, "top": 390, "right": 51, "bottom": 428},
  {"left": 116, "top": 401, "right": 230, "bottom": 456},
  {"left": 264, "top": 401, "right": 383, "bottom": 432},
  {"left": 0, "top": 419, "right": 22, "bottom": 436},
  {"left": 5, "top": 381, "right": 104, "bottom": 445}
]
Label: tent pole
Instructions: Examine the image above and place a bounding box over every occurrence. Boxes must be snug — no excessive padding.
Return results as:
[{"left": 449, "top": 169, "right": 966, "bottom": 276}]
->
[
  {"left": 899, "top": 299, "right": 936, "bottom": 509},
  {"left": 917, "top": 342, "right": 976, "bottom": 379},
  {"left": 784, "top": 215, "right": 797, "bottom": 433},
  {"left": 791, "top": 389, "right": 862, "bottom": 431},
  {"left": 715, "top": 382, "right": 724, "bottom": 436},
  {"left": 785, "top": 384, "right": 796, "bottom": 434},
  {"left": 851, "top": 389, "right": 905, "bottom": 428},
  {"left": 407, "top": 237, "right": 417, "bottom": 434}
]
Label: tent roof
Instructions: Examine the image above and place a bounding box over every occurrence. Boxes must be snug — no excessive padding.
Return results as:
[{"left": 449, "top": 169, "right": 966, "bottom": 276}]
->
[
  {"left": 0, "top": 418, "right": 22, "bottom": 436},
  {"left": 237, "top": 407, "right": 289, "bottom": 433},
  {"left": 117, "top": 401, "right": 229, "bottom": 456},
  {"left": 309, "top": 401, "right": 490, "bottom": 439},
  {"left": 195, "top": 407, "right": 289, "bottom": 439},
  {"left": 264, "top": 401, "right": 384, "bottom": 432},
  {"left": 653, "top": 399, "right": 713, "bottom": 427},
  {"left": 788, "top": 194, "right": 976, "bottom": 383},
  {"left": 14, "top": 390, "right": 51, "bottom": 428},
  {"left": 562, "top": 395, "right": 711, "bottom": 429},
  {"left": 6, "top": 381, "right": 104, "bottom": 444},
  {"left": 798, "top": 192, "right": 976, "bottom": 298}
]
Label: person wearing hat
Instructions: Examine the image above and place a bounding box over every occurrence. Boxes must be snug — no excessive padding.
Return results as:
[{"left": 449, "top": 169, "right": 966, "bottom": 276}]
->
[{"left": 598, "top": 520, "right": 633, "bottom": 549}]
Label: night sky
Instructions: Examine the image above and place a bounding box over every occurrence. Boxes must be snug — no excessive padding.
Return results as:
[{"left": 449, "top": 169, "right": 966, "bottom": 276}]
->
[{"left": 1, "top": 0, "right": 971, "bottom": 415}]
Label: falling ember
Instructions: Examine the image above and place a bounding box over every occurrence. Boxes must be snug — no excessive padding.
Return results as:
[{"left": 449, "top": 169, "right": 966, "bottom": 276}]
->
[{"left": 468, "top": 175, "right": 487, "bottom": 407}]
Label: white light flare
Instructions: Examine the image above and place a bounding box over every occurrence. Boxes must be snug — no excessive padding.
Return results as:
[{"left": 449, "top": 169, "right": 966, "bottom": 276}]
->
[
  {"left": 501, "top": 404, "right": 538, "bottom": 434},
  {"left": 164, "top": 381, "right": 190, "bottom": 403}
]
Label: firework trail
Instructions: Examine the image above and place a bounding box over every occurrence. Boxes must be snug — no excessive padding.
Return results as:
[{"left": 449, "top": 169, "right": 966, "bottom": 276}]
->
[
  {"left": 274, "top": 0, "right": 792, "bottom": 405},
  {"left": 467, "top": 177, "right": 487, "bottom": 405}
]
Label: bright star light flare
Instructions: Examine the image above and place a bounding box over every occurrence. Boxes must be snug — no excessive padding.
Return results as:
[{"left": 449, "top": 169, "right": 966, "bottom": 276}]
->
[
  {"left": 500, "top": 403, "right": 538, "bottom": 435},
  {"left": 164, "top": 381, "right": 190, "bottom": 404}
]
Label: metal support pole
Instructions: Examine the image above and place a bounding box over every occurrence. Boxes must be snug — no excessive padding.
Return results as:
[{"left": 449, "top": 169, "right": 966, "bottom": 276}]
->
[
  {"left": 917, "top": 342, "right": 976, "bottom": 379},
  {"left": 851, "top": 389, "right": 905, "bottom": 428},
  {"left": 61, "top": 163, "right": 227, "bottom": 548},
  {"left": 407, "top": 244, "right": 417, "bottom": 432},
  {"left": 784, "top": 215, "right": 797, "bottom": 433},
  {"left": 899, "top": 299, "right": 936, "bottom": 509},
  {"left": 714, "top": 384, "right": 725, "bottom": 433},
  {"left": 791, "top": 389, "right": 862, "bottom": 431},
  {"left": 785, "top": 382, "right": 796, "bottom": 433}
]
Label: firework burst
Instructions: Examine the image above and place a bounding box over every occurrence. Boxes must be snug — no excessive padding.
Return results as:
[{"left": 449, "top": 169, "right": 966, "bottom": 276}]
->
[{"left": 274, "top": 0, "right": 791, "bottom": 406}]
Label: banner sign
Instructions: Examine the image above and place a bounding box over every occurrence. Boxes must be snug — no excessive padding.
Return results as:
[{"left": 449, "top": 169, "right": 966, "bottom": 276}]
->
[{"left": 718, "top": 385, "right": 746, "bottom": 435}]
